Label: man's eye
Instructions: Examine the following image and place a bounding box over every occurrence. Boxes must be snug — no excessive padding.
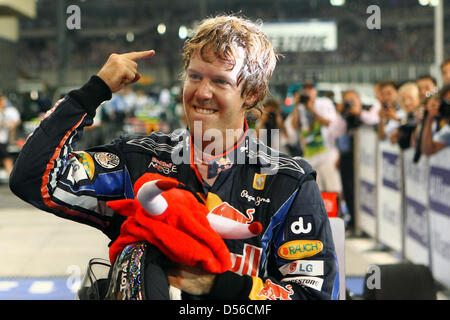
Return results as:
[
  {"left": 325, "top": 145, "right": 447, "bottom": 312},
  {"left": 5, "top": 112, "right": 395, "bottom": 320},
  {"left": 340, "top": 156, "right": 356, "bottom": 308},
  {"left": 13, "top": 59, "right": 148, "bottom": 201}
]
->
[
  {"left": 189, "top": 74, "right": 201, "bottom": 80},
  {"left": 215, "top": 79, "right": 229, "bottom": 86}
]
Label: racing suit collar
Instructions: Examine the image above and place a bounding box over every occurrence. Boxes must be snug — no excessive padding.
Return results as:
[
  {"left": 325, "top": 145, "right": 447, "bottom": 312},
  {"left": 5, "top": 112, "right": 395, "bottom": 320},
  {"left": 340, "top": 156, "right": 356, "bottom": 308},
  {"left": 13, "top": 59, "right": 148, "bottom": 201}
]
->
[{"left": 189, "top": 119, "right": 249, "bottom": 179}]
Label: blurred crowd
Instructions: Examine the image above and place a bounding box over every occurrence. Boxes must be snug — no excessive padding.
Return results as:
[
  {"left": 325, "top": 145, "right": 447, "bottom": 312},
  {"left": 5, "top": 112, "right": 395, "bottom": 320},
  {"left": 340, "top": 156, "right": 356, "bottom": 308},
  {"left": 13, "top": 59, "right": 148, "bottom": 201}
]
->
[
  {"left": 255, "top": 58, "right": 450, "bottom": 233},
  {"left": 17, "top": 0, "right": 449, "bottom": 73},
  {"left": 17, "top": 24, "right": 446, "bottom": 73}
]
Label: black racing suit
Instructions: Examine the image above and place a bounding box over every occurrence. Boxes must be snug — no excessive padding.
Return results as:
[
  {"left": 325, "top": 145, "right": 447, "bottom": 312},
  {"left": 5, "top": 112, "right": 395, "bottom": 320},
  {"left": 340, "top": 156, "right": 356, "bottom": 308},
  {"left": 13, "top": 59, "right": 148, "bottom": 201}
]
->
[{"left": 9, "top": 76, "right": 339, "bottom": 300}]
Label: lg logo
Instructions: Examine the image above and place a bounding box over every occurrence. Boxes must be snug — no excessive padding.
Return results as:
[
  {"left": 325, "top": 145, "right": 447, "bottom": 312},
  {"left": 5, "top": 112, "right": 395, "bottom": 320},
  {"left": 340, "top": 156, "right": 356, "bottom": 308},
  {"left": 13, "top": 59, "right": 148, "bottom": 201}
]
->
[{"left": 290, "top": 217, "right": 312, "bottom": 235}]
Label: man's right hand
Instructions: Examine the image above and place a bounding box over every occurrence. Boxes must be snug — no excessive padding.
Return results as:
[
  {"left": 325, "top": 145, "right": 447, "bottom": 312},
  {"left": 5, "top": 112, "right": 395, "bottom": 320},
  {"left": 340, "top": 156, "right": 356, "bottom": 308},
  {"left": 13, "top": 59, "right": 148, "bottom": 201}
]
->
[{"left": 97, "top": 50, "right": 155, "bottom": 93}]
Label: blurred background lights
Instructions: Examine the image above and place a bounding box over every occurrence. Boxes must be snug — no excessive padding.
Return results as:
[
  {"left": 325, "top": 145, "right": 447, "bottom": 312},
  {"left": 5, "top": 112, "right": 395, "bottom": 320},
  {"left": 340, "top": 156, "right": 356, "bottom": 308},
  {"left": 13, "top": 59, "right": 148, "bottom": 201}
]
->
[
  {"left": 178, "top": 25, "right": 188, "bottom": 39},
  {"left": 157, "top": 23, "right": 166, "bottom": 35},
  {"left": 126, "top": 32, "right": 134, "bottom": 42},
  {"left": 330, "top": 0, "right": 345, "bottom": 6},
  {"left": 419, "top": 0, "right": 439, "bottom": 6}
]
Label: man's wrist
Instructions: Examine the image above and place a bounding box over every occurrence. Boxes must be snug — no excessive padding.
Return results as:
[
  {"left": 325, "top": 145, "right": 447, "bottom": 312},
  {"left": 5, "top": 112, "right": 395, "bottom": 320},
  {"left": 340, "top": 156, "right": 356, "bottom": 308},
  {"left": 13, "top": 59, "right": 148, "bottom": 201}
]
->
[{"left": 67, "top": 75, "right": 112, "bottom": 116}]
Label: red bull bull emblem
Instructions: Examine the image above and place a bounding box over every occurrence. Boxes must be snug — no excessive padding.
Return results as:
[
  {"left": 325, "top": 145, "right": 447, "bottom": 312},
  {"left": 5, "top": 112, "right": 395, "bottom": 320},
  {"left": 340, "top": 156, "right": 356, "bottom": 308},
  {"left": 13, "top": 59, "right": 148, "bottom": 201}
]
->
[
  {"left": 257, "top": 279, "right": 294, "bottom": 300},
  {"left": 210, "top": 202, "right": 254, "bottom": 224}
]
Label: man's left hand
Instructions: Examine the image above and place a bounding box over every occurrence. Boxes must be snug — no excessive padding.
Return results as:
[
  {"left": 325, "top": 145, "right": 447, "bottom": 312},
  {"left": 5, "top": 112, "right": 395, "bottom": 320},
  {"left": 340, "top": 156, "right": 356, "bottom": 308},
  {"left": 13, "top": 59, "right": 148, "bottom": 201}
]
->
[{"left": 167, "top": 265, "right": 216, "bottom": 295}]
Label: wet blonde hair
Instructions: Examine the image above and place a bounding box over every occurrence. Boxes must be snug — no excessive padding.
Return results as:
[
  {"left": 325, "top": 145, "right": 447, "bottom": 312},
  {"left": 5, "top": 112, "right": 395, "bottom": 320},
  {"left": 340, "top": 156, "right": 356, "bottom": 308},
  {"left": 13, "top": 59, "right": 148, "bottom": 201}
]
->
[{"left": 182, "top": 15, "right": 279, "bottom": 113}]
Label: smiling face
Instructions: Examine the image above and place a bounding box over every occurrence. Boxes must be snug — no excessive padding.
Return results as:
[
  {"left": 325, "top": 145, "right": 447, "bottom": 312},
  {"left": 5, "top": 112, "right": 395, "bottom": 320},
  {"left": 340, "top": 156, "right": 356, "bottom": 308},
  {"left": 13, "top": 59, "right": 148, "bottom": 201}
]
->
[
  {"left": 183, "top": 46, "right": 254, "bottom": 153},
  {"left": 400, "top": 91, "right": 420, "bottom": 113},
  {"left": 417, "top": 78, "right": 436, "bottom": 102}
]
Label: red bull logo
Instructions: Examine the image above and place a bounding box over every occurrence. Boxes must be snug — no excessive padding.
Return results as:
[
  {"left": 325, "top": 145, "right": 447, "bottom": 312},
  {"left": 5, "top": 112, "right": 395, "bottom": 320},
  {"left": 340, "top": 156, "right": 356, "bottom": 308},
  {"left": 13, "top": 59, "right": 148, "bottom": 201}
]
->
[
  {"left": 257, "top": 279, "right": 294, "bottom": 300},
  {"left": 230, "top": 244, "right": 261, "bottom": 277},
  {"left": 210, "top": 202, "right": 254, "bottom": 224}
]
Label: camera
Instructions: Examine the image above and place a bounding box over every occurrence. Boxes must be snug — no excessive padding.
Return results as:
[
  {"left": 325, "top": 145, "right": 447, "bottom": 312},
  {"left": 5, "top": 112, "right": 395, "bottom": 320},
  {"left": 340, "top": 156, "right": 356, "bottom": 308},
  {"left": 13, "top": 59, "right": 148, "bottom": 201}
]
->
[
  {"left": 397, "top": 113, "right": 417, "bottom": 150},
  {"left": 299, "top": 93, "right": 310, "bottom": 104},
  {"left": 343, "top": 100, "right": 353, "bottom": 111},
  {"left": 439, "top": 98, "right": 450, "bottom": 118},
  {"left": 341, "top": 100, "right": 362, "bottom": 130},
  {"left": 438, "top": 84, "right": 450, "bottom": 118}
]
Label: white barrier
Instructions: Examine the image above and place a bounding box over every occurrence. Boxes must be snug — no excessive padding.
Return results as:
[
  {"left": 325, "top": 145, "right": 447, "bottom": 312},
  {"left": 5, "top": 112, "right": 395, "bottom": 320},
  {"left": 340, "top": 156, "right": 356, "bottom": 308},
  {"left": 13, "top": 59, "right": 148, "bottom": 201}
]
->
[
  {"left": 403, "top": 148, "right": 430, "bottom": 266},
  {"left": 355, "top": 125, "right": 450, "bottom": 289},
  {"left": 355, "top": 126, "right": 378, "bottom": 238},
  {"left": 377, "top": 141, "right": 403, "bottom": 253},
  {"left": 428, "top": 148, "right": 450, "bottom": 288}
]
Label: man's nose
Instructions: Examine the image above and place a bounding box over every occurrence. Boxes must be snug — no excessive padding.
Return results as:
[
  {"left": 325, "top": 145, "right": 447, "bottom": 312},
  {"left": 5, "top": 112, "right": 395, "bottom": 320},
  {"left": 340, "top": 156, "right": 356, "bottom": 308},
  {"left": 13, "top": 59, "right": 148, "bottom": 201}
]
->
[{"left": 195, "top": 79, "right": 213, "bottom": 100}]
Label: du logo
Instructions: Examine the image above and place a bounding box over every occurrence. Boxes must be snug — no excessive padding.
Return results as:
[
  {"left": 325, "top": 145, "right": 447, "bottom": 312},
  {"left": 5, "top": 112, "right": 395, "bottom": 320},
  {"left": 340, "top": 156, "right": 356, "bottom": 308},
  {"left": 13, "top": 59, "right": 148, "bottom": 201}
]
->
[{"left": 290, "top": 217, "right": 312, "bottom": 235}]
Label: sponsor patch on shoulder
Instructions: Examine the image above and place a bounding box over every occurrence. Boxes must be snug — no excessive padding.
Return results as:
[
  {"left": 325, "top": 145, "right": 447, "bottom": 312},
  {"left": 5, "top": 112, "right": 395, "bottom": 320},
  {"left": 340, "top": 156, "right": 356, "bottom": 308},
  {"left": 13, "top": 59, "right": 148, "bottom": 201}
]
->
[
  {"left": 73, "top": 151, "right": 95, "bottom": 179},
  {"left": 287, "top": 215, "right": 314, "bottom": 236},
  {"left": 279, "top": 260, "right": 324, "bottom": 276},
  {"left": 278, "top": 240, "right": 323, "bottom": 260},
  {"left": 94, "top": 152, "right": 120, "bottom": 169}
]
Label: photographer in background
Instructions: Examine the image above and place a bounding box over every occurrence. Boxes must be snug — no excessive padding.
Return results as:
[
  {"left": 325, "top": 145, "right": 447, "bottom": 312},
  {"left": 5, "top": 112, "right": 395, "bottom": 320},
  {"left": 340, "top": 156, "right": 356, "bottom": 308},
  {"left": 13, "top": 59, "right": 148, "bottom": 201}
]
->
[
  {"left": 389, "top": 82, "right": 421, "bottom": 149},
  {"left": 421, "top": 84, "right": 450, "bottom": 155},
  {"left": 417, "top": 75, "right": 437, "bottom": 104},
  {"left": 333, "top": 90, "right": 376, "bottom": 233},
  {"left": 287, "top": 81, "right": 341, "bottom": 193},
  {"left": 255, "top": 97, "right": 297, "bottom": 155},
  {"left": 410, "top": 76, "right": 438, "bottom": 161},
  {"left": 377, "top": 80, "right": 401, "bottom": 141}
]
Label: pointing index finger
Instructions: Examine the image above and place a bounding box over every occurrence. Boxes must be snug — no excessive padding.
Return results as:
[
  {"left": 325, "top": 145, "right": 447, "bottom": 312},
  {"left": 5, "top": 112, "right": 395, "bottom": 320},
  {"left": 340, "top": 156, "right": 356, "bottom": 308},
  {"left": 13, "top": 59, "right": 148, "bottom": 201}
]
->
[{"left": 123, "top": 50, "right": 155, "bottom": 61}]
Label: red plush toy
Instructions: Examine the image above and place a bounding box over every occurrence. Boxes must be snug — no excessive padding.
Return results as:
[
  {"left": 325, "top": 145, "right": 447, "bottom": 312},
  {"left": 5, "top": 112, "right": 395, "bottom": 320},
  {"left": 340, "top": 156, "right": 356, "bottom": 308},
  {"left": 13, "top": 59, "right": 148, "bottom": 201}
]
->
[{"left": 107, "top": 173, "right": 262, "bottom": 274}]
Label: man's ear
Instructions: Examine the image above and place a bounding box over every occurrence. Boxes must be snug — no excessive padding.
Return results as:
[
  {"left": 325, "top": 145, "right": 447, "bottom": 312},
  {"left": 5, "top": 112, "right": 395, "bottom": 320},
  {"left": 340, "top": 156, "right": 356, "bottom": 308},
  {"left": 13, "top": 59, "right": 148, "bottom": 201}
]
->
[{"left": 244, "top": 92, "right": 259, "bottom": 108}]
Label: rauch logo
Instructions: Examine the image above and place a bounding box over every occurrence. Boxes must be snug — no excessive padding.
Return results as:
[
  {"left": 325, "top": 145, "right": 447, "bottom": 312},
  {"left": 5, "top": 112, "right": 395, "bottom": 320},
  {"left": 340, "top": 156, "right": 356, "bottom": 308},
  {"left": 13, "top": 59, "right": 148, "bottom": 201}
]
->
[{"left": 278, "top": 240, "right": 323, "bottom": 260}]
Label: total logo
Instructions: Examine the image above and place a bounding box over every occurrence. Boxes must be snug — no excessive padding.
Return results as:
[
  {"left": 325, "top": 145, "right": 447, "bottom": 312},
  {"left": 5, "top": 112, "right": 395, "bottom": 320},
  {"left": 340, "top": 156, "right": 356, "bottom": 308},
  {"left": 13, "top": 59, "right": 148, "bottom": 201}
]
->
[{"left": 278, "top": 240, "right": 323, "bottom": 260}]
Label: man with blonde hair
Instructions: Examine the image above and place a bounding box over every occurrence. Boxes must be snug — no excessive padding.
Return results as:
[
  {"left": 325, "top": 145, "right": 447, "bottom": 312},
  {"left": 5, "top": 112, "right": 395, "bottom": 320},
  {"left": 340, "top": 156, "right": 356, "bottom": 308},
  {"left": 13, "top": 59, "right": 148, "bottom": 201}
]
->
[
  {"left": 10, "top": 15, "right": 338, "bottom": 300},
  {"left": 388, "top": 82, "right": 421, "bottom": 148}
]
